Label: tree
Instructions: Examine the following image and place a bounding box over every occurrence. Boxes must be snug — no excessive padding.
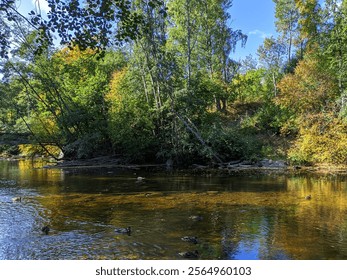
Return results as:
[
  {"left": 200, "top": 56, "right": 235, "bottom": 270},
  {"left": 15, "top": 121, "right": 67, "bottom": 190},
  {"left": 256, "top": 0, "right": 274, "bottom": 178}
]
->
[
  {"left": 295, "top": 0, "right": 321, "bottom": 52},
  {"left": 257, "top": 36, "right": 286, "bottom": 96},
  {"left": 232, "top": 68, "right": 266, "bottom": 103},
  {"left": 287, "top": 112, "right": 347, "bottom": 164},
  {"left": 106, "top": 67, "right": 158, "bottom": 161},
  {"left": 276, "top": 54, "right": 338, "bottom": 133},
  {"left": 168, "top": 0, "right": 200, "bottom": 88},
  {"left": 133, "top": 0, "right": 172, "bottom": 112},
  {"left": 273, "top": 0, "right": 300, "bottom": 62},
  {"left": 240, "top": 54, "right": 258, "bottom": 74},
  {"left": 2, "top": 0, "right": 257, "bottom": 164},
  {"left": 168, "top": 0, "right": 246, "bottom": 111},
  {"left": 3, "top": 40, "right": 126, "bottom": 159},
  {"left": 0, "top": 0, "right": 166, "bottom": 57},
  {"left": 322, "top": 0, "right": 347, "bottom": 95}
]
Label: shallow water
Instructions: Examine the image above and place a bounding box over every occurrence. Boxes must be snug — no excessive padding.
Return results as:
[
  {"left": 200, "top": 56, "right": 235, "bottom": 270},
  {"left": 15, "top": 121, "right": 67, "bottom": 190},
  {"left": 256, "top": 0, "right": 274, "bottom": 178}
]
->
[{"left": 1, "top": 159, "right": 347, "bottom": 260}]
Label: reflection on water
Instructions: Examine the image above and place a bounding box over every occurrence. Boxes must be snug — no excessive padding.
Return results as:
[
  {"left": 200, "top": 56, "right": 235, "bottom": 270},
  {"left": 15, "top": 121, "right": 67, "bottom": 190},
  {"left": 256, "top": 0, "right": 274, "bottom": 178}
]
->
[{"left": 1, "top": 159, "right": 347, "bottom": 260}]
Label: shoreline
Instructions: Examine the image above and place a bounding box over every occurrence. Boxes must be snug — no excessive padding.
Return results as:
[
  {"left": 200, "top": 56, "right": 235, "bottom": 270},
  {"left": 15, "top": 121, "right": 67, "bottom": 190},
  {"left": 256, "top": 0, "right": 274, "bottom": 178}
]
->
[
  {"left": 2, "top": 156, "right": 347, "bottom": 176},
  {"left": 45, "top": 157, "right": 347, "bottom": 176}
]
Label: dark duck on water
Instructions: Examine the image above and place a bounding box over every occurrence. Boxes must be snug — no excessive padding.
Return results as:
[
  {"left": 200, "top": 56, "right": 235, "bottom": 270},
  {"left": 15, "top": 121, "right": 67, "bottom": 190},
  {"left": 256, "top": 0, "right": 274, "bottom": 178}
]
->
[
  {"left": 114, "top": 227, "right": 131, "bottom": 235},
  {"left": 41, "top": 226, "right": 50, "bottom": 235}
]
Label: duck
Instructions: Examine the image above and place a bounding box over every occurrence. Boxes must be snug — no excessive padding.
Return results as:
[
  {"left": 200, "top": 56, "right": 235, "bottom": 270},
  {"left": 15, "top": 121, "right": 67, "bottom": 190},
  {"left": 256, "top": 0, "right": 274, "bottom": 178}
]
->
[
  {"left": 178, "top": 250, "right": 199, "bottom": 259},
  {"left": 181, "top": 236, "right": 199, "bottom": 244},
  {"left": 12, "top": 197, "right": 22, "bottom": 202},
  {"left": 305, "top": 195, "right": 312, "bottom": 200},
  {"left": 115, "top": 227, "right": 131, "bottom": 235},
  {"left": 189, "top": 215, "right": 203, "bottom": 221},
  {"left": 135, "top": 177, "right": 145, "bottom": 184},
  {"left": 41, "top": 226, "right": 50, "bottom": 235}
]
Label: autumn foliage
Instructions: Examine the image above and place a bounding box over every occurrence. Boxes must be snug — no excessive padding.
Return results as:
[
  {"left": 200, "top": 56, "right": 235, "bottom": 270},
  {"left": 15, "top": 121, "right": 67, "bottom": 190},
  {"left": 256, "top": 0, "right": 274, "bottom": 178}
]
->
[
  {"left": 276, "top": 54, "right": 347, "bottom": 164},
  {"left": 276, "top": 55, "right": 338, "bottom": 115}
]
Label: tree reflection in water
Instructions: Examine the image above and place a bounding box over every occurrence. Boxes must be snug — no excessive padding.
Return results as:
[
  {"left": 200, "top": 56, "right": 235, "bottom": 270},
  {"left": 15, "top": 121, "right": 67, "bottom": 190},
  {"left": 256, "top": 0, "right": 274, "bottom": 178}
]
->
[{"left": 1, "top": 159, "right": 347, "bottom": 259}]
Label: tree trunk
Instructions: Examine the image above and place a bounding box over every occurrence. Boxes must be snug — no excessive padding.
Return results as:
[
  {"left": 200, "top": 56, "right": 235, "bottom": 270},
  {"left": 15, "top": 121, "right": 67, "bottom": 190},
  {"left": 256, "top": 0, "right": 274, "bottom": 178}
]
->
[
  {"left": 186, "top": 0, "right": 192, "bottom": 88},
  {"left": 272, "top": 72, "right": 277, "bottom": 96},
  {"left": 174, "top": 111, "right": 223, "bottom": 164}
]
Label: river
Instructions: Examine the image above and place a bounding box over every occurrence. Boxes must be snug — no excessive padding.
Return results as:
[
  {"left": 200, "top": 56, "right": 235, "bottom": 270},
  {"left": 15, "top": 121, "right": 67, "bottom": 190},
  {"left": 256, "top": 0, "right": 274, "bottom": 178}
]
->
[{"left": 1, "top": 159, "right": 347, "bottom": 260}]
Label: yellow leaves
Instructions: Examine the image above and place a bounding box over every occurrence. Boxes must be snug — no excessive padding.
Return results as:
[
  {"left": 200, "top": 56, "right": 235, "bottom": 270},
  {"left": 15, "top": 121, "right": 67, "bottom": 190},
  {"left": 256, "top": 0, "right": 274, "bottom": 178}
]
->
[
  {"left": 288, "top": 113, "right": 347, "bottom": 164},
  {"left": 105, "top": 68, "right": 128, "bottom": 113},
  {"left": 277, "top": 55, "right": 347, "bottom": 165},
  {"left": 30, "top": 113, "right": 60, "bottom": 138},
  {"left": 295, "top": 0, "right": 320, "bottom": 44},
  {"left": 19, "top": 144, "right": 62, "bottom": 158},
  {"left": 52, "top": 45, "right": 98, "bottom": 82},
  {"left": 276, "top": 56, "right": 338, "bottom": 114},
  {"left": 54, "top": 45, "right": 96, "bottom": 64}
]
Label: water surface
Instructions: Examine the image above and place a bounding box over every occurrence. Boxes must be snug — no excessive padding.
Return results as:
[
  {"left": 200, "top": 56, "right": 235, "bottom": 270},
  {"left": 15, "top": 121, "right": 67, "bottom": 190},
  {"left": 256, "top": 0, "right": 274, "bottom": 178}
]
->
[{"left": 1, "top": 159, "right": 347, "bottom": 260}]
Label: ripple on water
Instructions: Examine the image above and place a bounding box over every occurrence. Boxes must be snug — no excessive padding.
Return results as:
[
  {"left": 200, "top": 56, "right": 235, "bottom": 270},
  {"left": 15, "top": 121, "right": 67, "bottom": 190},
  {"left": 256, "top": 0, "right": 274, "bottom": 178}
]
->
[
  {"left": 0, "top": 179, "right": 17, "bottom": 186},
  {"left": 3, "top": 160, "right": 347, "bottom": 260}
]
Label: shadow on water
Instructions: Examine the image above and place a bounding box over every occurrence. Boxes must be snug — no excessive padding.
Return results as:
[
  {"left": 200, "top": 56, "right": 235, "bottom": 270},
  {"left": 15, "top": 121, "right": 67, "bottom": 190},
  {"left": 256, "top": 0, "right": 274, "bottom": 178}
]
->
[{"left": 1, "top": 159, "right": 347, "bottom": 260}]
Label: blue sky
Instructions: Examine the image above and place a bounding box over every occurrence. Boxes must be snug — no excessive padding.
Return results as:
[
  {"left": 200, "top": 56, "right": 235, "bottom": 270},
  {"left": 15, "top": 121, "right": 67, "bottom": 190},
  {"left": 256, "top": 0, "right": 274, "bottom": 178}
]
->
[
  {"left": 18, "top": 0, "right": 277, "bottom": 61},
  {"left": 230, "top": 0, "right": 277, "bottom": 60}
]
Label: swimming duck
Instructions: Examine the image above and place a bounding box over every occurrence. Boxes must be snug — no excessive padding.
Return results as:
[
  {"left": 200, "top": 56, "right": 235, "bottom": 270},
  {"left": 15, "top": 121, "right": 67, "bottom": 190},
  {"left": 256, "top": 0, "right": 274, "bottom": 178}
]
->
[
  {"left": 12, "top": 197, "right": 22, "bottom": 202},
  {"left": 305, "top": 195, "right": 312, "bottom": 200},
  {"left": 135, "top": 177, "right": 145, "bottom": 184},
  {"left": 189, "top": 215, "right": 203, "bottom": 221},
  {"left": 178, "top": 250, "right": 199, "bottom": 259},
  {"left": 41, "top": 226, "right": 50, "bottom": 235},
  {"left": 115, "top": 227, "right": 131, "bottom": 235},
  {"left": 181, "top": 236, "right": 198, "bottom": 244}
]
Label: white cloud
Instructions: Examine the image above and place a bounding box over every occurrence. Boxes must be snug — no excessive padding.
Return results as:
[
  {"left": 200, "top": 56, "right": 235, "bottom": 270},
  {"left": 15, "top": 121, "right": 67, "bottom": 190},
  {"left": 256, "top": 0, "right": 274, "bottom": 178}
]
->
[
  {"left": 31, "top": 0, "right": 50, "bottom": 14},
  {"left": 248, "top": 29, "right": 272, "bottom": 39}
]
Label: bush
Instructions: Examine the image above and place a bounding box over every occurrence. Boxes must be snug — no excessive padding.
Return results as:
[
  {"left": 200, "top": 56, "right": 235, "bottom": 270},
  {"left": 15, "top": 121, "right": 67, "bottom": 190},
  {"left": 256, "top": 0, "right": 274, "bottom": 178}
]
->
[
  {"left": 288, "top": 114, "right": 347, "bottom": 165},
  {"left": 63, "top": 132, "right": 109, "bottom": 159},
  {"left": 0, "top": 144, "right": 20, "bottom": 156},
  {"left": 204, "top": 125, "right": 263, "bottom": 162}
]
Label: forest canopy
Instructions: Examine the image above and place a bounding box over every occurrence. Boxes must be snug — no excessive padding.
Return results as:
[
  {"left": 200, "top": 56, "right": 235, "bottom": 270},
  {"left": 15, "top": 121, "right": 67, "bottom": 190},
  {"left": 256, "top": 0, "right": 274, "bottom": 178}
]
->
[{"left": 1, "top": 0, "right": 347, "bottom": 167}]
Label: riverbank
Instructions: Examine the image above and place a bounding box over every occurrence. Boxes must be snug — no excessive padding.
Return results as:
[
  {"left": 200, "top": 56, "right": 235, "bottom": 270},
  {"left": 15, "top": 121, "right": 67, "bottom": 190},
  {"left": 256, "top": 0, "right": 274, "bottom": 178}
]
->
[
  {"left": 39, "top": 156, "right": 347, "bottom": 176},
  {"left": 2, "top": 154, "right": 347, "bottom": 176}
]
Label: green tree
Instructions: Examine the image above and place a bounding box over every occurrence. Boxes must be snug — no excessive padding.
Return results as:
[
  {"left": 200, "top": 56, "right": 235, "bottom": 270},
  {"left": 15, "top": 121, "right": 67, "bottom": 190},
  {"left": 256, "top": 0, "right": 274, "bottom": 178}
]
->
[
  {"left": 168, "top": 0, "right": 245, "bottom": 111},
  {"left": 106, "top": 67, "right": 158, "bottom": 162},
  {"left": 295, "top": 0, "right": 321, "bottom": 51},
  {"left": 273, "top": 0, "right": 300, "bottom": 61},
  {"left": 322, "top": 0, "right": 347, "bottom": 96},
  {"left": 257, "top": 36, "right": 286, "bottom": 96},
  {"left": 0, "top": 0, "right": 165, "bottom": 57},
  {"left": 3, "top": 42, "right": 126, "bottom": 159}
]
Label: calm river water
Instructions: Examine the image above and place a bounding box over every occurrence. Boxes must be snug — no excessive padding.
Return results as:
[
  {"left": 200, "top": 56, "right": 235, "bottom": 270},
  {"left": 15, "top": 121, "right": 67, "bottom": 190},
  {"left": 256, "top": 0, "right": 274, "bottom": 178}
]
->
[{"left": 1, "top": 159, "right": 347, "bottom": 260}]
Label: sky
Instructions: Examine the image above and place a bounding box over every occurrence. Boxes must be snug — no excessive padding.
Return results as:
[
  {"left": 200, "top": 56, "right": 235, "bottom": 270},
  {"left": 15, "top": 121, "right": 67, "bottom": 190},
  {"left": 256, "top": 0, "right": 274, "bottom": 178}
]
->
[
  {"left": 230, "top": 0, "right": 277, "bottom": 60},
  {"left": 17, "top": 0, "right": 277, "bottom": 61}
]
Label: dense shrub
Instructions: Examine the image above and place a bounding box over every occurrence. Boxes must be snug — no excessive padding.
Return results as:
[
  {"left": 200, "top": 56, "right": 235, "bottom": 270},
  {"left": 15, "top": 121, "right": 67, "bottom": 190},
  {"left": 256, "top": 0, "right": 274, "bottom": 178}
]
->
[{"left": 288, "top": 114, "right": 347, "bottom": 164}]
